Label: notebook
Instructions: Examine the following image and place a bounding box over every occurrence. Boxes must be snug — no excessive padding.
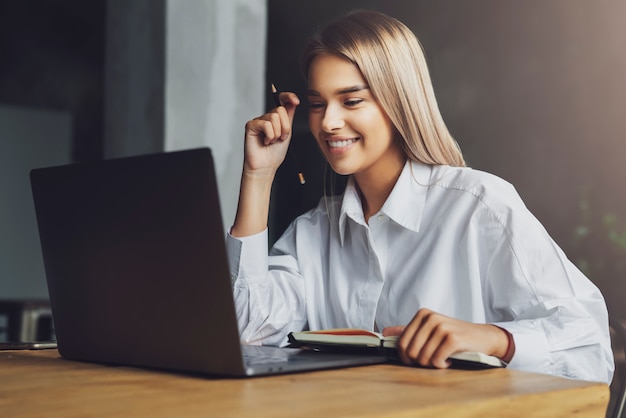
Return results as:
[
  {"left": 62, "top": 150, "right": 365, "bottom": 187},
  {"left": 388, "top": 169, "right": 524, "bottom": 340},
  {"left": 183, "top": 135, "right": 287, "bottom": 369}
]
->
[{"left": 29, "top": 148, "right": 386, "bottom": 377}]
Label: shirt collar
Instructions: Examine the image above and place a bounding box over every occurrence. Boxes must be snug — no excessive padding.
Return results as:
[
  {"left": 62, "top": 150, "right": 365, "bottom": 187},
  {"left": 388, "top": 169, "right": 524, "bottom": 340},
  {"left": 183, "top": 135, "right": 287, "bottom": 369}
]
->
[{"left": 338, "top": 160, "right": 432, "bottom": 245}]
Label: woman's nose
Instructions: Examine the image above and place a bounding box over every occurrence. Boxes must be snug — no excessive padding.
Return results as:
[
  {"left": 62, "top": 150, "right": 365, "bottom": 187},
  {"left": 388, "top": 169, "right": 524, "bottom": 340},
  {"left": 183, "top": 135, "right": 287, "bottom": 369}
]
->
[{"left": 321, "top": 104, "right": 345, "bottom": 132}]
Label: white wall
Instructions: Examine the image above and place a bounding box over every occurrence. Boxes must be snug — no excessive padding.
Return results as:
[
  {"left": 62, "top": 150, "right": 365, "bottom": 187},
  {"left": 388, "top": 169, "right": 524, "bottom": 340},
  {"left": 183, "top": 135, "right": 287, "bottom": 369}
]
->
[{"left": 165, "top": 0, "right": 266, "bottom": 229}]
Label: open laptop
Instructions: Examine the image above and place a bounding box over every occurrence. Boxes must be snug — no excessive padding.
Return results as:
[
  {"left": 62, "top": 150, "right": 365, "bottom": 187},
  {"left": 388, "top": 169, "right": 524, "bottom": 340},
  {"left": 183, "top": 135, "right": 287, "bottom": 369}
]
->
[{"left": 29, "top": 148, "right": 386, "bottom": 377}]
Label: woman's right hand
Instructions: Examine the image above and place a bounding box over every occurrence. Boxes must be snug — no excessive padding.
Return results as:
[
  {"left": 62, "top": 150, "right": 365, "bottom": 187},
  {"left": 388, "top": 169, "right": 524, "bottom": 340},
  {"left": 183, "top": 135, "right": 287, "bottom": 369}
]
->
[
  {"left": 231, "top": 91, "right": 300, "bottom": 238},
  {"left": 243, "top": 91, "right": 300, "bottom": 177}
]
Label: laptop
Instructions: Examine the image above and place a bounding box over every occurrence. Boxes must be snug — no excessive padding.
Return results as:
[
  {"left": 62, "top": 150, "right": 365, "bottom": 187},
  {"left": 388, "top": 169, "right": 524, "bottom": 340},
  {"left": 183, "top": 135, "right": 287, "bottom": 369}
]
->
[{"left": 30, "top": 148, "right": 386, "bottom": 376}]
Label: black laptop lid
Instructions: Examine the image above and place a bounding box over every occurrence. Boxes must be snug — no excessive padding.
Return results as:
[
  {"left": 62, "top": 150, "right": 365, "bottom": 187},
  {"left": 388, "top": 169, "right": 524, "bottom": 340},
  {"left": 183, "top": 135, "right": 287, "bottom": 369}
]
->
[{"left": 30, "top": 148, "right": 246, "bottom": 375}]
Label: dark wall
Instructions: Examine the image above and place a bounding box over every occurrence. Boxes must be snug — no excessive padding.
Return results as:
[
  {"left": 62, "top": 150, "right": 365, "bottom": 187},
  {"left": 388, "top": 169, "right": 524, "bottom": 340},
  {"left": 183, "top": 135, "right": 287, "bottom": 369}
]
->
[
  {"left": 266, "top": 1, "right": 378, "bottom": 244},
  {"left": 0, "top": 0, "right": 105, "bottom": 161},
  {"left": 267, "top": 0, "right": 626, "bottom": 317}
]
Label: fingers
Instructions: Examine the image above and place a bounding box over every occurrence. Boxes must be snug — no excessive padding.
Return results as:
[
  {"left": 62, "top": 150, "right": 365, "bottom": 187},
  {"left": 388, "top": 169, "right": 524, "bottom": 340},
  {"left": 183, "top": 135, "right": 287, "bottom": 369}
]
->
[
  {"left": 247, "top": 113, "right": 283, "bottom": 145},
  {"left": 384, "top": 324, "right": 455, "bottom": 367},
  {"left": 274, "top": 92, "right": 300, "bottom": 140},
  {"left": 381, "top": 326, "right": 404, "bottom": 337},
  {"left": 248, "top": 92, "right": 300, "bottom": 146},
  {"left": 278, "top": 92, "right": 300, "bottom": 121},
  {"left": 395, "top": 309, "right": 507, "bottom": 369},
  {"left": 396, "top": 309, "right": 460, "bottom": 369},
  {"left": 274, "top": 105, "right": 292, "bottom": 141},
  {"left": 245, "top": 109, "right": 287, "bottom": 147},
  {"left": 418, "top": 326, "right": 457, "bottom": 369},
  {"left": 397, "top": 308, "right": 433, "bottom": 366}
]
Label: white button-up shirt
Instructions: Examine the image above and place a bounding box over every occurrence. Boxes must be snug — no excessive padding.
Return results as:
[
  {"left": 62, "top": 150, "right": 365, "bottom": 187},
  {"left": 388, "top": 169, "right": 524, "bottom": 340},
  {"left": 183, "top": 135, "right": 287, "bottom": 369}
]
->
[{"left": 227, "top": 160, "right": 614, "bottom": 383}]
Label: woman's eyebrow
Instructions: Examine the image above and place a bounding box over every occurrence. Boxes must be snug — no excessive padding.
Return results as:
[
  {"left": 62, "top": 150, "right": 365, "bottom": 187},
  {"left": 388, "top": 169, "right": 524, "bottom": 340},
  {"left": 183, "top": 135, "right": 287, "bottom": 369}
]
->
[
  {"left": 337, "top": 85, "right": 370, "bottom": 94},
  {"left": 307, "top": 85, "right": 370, "bottom": 96}
]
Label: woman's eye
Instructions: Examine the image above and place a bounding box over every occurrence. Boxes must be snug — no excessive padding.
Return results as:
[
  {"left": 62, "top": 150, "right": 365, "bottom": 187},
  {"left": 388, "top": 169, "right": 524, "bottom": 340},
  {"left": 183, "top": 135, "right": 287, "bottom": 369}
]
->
[
  {"left": 309, "top": 102, "right": 325, "bottom": 110},
  {"left": 345, "top": 99, "right": 363, "bottom": 107}
]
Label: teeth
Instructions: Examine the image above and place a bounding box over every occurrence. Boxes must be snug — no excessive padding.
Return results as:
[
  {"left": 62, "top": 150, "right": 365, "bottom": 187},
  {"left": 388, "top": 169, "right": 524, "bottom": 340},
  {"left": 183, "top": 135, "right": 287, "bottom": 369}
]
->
[{"left": 328, "top": 139, "right": 356, "bottom": 148}]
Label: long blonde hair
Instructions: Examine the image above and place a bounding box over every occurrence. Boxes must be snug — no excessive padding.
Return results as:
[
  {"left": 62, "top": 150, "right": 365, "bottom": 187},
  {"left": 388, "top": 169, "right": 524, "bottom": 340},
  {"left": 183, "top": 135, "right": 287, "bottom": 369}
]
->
[{"left": 303, "top": 10, "right": 465, "bottom": 167}]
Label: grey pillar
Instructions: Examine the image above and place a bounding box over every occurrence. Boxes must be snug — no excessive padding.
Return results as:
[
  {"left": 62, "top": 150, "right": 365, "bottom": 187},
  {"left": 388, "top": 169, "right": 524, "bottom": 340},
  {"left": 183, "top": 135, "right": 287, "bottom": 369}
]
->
[
  {"left": 104, "top": 0, "right": 267, "bottom": 230},
  {"left": 104, "top": 0, "right": 166, "bottom": 157}
]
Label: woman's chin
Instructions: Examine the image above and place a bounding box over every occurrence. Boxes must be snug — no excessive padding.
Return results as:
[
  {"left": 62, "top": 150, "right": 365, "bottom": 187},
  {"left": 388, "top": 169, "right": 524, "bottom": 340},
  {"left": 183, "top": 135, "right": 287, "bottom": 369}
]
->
[{"left": 327, "top": 163, "right": 354, "bottom": 176}]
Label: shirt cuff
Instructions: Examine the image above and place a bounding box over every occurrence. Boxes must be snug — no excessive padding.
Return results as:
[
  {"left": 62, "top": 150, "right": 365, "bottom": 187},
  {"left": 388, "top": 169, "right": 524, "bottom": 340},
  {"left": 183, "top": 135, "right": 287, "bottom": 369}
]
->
[
  {"left": 226, "top": 228, "right": 269, "bottom": 283},
  {"left": 491, "top": 320, "right": 550, "bottom": 371}
]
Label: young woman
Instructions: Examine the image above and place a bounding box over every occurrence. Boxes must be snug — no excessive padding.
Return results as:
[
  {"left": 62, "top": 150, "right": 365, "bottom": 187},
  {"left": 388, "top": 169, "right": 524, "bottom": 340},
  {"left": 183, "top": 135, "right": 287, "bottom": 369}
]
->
[{"left": 228, "top": 10, "right": 613, "bottom": 383}]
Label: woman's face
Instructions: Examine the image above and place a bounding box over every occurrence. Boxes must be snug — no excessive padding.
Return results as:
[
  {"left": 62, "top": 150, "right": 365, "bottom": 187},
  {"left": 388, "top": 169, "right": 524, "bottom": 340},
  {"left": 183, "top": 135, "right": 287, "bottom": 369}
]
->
[{"left": 307, "top": 54, "right": 404, "bottom": 179}]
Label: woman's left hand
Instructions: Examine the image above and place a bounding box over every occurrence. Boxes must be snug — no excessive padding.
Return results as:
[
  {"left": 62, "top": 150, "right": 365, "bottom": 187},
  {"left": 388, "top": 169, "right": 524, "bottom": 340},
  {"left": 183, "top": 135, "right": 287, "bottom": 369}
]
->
[{"left": 382, "top": 308, "right": 512, "bottom": 368}]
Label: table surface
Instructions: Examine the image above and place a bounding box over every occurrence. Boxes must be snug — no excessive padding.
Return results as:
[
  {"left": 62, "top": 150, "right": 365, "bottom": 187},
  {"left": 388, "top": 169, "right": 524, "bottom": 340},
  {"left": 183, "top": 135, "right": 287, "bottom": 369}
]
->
[{"left": 0, "top": 349, "right": 609, "bottom": 417}]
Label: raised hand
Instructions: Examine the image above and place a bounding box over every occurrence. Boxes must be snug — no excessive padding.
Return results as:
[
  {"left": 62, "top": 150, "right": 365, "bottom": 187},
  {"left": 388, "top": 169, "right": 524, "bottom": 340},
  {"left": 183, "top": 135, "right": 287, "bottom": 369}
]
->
[
  {"left": 231, "top": 91, "right": 300, "bottom": 238},
  {"left": 243, "top": 91, "right": 300, "bottom": 177}
]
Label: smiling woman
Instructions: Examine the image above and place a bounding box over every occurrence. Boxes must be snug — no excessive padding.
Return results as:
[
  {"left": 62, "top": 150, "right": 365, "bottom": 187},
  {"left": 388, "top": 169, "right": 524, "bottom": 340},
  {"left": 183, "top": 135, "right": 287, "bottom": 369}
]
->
[
  {"left": 228, "top": 10, "right": 614, "bottom": 384},
  {"left": 301, "top": 10, "right": 465, "bottom": 169},
  {"left": 306, "top": 54, "right": 403, "bottom": 210}
]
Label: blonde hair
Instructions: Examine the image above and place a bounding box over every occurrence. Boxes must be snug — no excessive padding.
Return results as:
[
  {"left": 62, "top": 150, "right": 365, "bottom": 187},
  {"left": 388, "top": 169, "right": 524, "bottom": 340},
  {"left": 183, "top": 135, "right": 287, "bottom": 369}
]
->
[{"left": 303, "top": 10, "right": 465, "bottom": 167}]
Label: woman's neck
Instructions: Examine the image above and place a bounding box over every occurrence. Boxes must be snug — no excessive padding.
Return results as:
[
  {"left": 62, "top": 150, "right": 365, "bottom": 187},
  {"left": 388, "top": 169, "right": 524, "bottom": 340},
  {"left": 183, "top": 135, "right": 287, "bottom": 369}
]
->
[{"left": 354, "top": 156, "right": 407, "bottom": 223}]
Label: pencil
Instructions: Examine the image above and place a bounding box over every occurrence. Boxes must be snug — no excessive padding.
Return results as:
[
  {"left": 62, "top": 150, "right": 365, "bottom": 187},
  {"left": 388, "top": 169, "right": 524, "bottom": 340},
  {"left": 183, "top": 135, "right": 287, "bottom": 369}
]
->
[
  {"left": 271, "top": 83, "right": 281, "bottom": 108},
  {"left": 271, "top": 83, "right": 305, "bottom": 185}
]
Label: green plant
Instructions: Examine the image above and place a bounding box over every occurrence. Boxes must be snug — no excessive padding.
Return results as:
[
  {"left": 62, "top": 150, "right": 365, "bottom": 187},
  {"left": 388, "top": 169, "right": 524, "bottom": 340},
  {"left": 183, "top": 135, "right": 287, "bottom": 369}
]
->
[{"left": 571, "top": 187, "right": 626, "bottom": 286}]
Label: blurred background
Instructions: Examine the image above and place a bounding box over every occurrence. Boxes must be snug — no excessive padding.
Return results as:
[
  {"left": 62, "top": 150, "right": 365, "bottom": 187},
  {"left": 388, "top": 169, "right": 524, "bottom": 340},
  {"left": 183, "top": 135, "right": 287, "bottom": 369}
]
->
[
  {"left": 268, "top": 0, "right": 626, "bottom": 320},
  {"left": 1, "top": 0, "right": 625, "bottom": 339}
]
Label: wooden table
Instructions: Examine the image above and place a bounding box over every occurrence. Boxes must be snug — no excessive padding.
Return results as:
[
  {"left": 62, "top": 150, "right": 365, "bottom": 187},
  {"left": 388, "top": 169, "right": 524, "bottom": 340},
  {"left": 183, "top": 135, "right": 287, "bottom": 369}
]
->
[{"left": 0, "top": 349, "right": 609, "bottom": 417}]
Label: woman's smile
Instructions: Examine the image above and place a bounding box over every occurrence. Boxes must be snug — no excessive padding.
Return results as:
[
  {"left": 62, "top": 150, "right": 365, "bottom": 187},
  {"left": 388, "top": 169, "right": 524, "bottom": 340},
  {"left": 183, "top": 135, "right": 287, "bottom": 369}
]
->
[{"left": 325, "top": 136, "right": 359, "bottom": 154}]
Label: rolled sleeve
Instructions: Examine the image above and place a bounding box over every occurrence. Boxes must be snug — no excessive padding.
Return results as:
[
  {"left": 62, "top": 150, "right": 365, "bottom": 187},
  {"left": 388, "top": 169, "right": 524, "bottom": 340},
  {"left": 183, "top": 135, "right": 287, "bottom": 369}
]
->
[
  {"left": 227, "top": 229, "right": 269, "bottom": 284},
  {"left": 492, "top": 320, "right": 550, "bottom": 372},
  {"left": 227, "top": 227, "right": 307, "bottom": 346}
]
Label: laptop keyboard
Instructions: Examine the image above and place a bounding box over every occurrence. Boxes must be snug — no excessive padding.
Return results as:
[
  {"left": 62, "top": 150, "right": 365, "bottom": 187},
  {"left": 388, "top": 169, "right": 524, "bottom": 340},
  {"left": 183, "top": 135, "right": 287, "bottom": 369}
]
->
[{"left": 241, "top": 345, "right": 311, "bottom": 366}]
